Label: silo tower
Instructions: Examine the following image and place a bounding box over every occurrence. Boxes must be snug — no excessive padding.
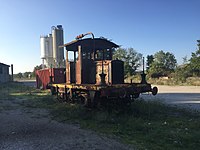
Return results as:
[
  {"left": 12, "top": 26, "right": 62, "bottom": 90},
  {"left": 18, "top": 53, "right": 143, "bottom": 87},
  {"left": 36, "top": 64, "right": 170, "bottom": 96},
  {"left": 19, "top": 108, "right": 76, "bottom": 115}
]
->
[
  {"left": 40, "top": 34, "right": 53, "bottom": 68},
  {"left": 52, "top": 25, "right": 65, "bottom": 68}
]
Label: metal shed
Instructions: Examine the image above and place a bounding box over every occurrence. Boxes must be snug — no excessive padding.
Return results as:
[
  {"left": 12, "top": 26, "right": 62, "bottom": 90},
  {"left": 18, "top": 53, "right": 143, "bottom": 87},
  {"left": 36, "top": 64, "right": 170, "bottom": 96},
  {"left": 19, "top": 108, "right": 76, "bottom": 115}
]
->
[{"left": 0, "top": 63, "right": 10, "bottom": 83}]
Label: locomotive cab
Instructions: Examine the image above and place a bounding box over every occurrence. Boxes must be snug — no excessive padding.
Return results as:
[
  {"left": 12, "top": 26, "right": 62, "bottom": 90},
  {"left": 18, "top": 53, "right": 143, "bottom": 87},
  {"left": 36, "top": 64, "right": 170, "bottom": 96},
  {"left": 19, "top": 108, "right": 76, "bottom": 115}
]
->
[{"left": 63, "top": 37, "right": 124, "bottom": 85}]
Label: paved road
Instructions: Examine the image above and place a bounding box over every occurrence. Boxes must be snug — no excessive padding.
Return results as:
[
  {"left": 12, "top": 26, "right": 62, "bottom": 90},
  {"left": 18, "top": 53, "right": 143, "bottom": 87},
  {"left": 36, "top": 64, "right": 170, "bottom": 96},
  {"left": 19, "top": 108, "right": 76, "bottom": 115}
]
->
[
  {"left": 141, "top": 85, "right": 200, "bottom": 112},
  {"left": 17, "top": 80, "right": 36, "bottom": 88}
]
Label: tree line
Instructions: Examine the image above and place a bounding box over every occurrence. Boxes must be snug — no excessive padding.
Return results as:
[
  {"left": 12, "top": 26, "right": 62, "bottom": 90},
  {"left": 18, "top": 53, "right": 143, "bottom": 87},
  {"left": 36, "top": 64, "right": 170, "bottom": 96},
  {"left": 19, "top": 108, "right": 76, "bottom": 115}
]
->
[
  {"left": 14, "top": 65, "right": 43, "bottom": 79},
  {"left": 113, "top": 42, "right": 200, "bottom": 83}
]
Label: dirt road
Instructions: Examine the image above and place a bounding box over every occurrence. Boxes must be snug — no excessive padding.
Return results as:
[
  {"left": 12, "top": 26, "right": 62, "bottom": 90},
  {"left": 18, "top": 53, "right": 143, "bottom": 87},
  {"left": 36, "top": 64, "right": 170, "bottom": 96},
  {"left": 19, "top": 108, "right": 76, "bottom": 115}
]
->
[
  {"left": 141, "top": 85, "right": 200, "bottom": 112},
  {"left": 0, "top": 98, "right": 133, "bottom": 150}
]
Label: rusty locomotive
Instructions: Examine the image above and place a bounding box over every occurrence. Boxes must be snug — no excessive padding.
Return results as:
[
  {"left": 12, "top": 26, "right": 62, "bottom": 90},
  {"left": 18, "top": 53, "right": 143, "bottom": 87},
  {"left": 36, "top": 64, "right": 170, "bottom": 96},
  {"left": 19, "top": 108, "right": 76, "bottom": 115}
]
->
[{"left": 47, "top": 32, "right": 158, "bottom": 107}]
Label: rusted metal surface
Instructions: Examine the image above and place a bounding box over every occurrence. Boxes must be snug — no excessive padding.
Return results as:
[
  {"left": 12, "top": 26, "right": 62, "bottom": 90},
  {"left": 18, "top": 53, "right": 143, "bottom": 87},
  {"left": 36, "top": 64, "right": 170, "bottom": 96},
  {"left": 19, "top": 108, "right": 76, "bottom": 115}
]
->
[
  {"left": 111, "top": 60, "right": 124, "bottom": 84},
  {"left": 82, "top": 59, "right": 96, "bottom": 84},
  {"left": 96, "top": 60, "right": 111, "bottom": 84},
  {"left": 51, "top": 82, "right": 155, "bottom": 106},
  {"left": 76, "top": 59, "right": 96, "bottom": 84},
  {"left": 53, "top": 68, "right": 66, "bottom": 83},
  {"left": 36, "top": 68, "right": 65, "bottom": 89},
  {"left": 50, "top": 34, "right": 158, "bottom": 107},
  {"left": 76, "top": 46, "right": 82, "bottom": 84},
  {"left": 66, "top": 62, "right": 75, "bottom": 83},
  {"left": 95, "top": 60, "right": 124, "bottom": 85},
  {"left": 64, "top": 38, "right": 120, "bottom": 85},
  {"left": 62, "top": 38, "right": 119, "bottom": 51},
  {"left": 36, "top": 69, "right": 50, "bottom": 89}
]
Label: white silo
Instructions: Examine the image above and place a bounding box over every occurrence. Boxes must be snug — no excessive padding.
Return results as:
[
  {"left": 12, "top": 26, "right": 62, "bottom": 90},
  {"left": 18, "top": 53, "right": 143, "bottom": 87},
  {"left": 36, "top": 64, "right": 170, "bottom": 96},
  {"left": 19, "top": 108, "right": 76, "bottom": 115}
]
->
[
  {"left": 40, "top": 34, "right": 54, "bottom": 68},
  {"left": 40, "top": 35, "right": 47, "bottom": 68},
  {"left": 46, "top": 34, "right": 53, "bottom": 67},
  {"left": 52, "top": 25, "right": 64, "bottom": 68}
]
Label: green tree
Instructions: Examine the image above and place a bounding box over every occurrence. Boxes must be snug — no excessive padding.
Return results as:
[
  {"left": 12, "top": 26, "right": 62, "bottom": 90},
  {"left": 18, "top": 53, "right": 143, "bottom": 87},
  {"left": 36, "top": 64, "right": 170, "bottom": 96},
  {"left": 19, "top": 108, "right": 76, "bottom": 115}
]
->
[
  {"left": 113, "top": 48, "right": 142, "bottom": 77},
  {"left": 23, "top": 72, "right": 32, "bottom": 78},
  {"left": 148, "top": 50, "right": 177, "bottom": 78},
  {"left": 113, "top": 48, "right": 127, "bottom": 60},
  {"left": 14, "top": 72, "right": 23, "bottom": 79},
  {"left": 32, "top": 64, "right": 43, "bottom": 77},
  {"left": 182, "top": 56, "right": 188, "bottom": 65},
  {"left": 189, "top": 48, "right": 200, "bottom": 76},
  {"left": 174, "top": 64, "right": 192, "bottom": 83},
  {"left": 146, "top": 55, "right": 154, "bottom": 71}
]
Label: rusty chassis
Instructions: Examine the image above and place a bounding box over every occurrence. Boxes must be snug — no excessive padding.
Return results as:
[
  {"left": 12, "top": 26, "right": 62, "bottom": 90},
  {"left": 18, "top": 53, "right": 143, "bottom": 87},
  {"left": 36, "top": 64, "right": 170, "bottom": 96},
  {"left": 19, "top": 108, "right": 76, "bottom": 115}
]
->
[{"left": 50, "top": 83, "right": 158, "bottom": 107}]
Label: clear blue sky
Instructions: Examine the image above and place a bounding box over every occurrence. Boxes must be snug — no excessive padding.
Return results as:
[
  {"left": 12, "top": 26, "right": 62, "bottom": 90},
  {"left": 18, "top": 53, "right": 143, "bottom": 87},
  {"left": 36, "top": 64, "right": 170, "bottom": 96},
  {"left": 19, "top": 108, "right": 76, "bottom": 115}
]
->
[{"left": 0, "top": 0, "right": 200, "bottom": 73}]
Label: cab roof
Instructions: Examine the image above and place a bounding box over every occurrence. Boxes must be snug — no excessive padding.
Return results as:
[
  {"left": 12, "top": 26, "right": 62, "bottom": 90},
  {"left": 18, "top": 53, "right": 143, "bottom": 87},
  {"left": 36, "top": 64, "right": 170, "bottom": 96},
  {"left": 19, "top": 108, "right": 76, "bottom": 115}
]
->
[{"left": 62, "top": 38, "right": 119, "bottom": 52}]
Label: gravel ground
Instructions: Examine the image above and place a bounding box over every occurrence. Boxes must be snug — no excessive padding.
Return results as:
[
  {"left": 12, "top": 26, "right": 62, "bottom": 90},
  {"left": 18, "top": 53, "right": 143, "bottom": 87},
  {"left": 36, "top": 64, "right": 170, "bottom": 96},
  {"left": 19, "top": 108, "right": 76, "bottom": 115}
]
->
[
  {"left": 141, "top": 85, "right": 200, "bottom": 112},
  {"left": 0, "top": 98, "right": 133, "bottom": 150}
]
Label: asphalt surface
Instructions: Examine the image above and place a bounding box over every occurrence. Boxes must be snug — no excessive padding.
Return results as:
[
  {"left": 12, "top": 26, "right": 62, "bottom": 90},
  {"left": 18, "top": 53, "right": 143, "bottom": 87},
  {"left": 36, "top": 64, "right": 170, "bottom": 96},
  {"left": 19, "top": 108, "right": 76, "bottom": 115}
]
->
[
  {"left": 141, "top": 85, "right": 200, "bottom": 112},
  {"left": 17, "top": 80, "right": 36, "bottom": 88}
]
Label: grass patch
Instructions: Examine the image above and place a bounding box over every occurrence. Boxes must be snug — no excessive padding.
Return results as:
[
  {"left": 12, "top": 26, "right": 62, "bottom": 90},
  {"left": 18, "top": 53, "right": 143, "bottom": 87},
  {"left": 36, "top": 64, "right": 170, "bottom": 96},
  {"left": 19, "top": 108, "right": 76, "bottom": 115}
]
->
[
  {"left": 24, "top": 95, "right": 200, "bottom": 150},
  {"left": 1, "top": 82, "right": 200, "bottom": 149}
]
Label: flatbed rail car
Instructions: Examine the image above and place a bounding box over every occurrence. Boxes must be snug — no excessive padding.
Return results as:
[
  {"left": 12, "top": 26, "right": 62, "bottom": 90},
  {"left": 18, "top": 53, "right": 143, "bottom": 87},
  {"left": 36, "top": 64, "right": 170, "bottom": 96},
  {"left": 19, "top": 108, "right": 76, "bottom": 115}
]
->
[{"left": 49, "top": 32, "right": 158, "bottom": 106}]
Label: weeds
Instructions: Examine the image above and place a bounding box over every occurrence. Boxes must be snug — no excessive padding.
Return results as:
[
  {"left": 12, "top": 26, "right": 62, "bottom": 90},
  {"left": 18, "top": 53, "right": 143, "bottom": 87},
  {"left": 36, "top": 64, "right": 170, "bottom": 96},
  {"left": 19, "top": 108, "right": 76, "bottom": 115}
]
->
[
  {"left": 1, "top": 82, "right": 200, "bottom": 150},
  {"left": 28, "top": 97, "right": 200, "bottom": 150}
]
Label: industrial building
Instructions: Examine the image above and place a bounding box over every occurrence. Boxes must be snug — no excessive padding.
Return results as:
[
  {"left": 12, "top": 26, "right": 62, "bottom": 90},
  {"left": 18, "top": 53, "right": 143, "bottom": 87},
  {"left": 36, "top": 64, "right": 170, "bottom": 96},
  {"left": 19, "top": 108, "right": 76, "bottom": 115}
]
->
[
  {"left": 40, "top": 25, "right": 65, "bottom": 68},
  {"left": 0, "top": 63, "right": 10, "bottom": 83},
  {"left": 37, "top": 25, "right": 65, "bottom": 89}
]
